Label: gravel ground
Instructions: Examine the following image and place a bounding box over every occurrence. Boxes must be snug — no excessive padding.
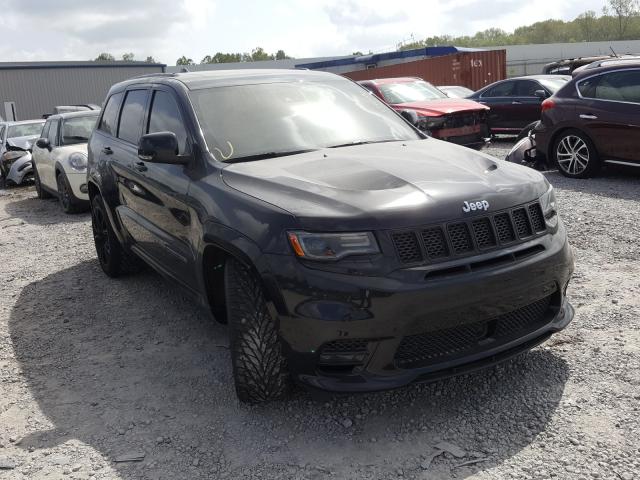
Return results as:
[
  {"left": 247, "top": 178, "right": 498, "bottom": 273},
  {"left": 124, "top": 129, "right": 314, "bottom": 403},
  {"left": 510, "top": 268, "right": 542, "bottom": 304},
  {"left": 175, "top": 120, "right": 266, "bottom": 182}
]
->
[{"left": 1, "top": 144, "right": 639, "bottom": 480}]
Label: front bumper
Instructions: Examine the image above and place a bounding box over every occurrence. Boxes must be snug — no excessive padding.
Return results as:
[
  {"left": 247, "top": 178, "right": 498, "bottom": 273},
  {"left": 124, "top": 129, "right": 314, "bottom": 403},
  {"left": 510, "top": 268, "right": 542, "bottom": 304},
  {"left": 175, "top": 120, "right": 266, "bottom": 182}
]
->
[
  {"left": 429, "top": 123, "right": 491, "bottom": 149},
  {"left": 5, "top": 155, "right": 33, "bottom": 185},
  {"left": 66, "top": 171, "right": 90, "bottom": 202},
  {"left": 266, "top": 225, "right": 574, "bottom": 393}
]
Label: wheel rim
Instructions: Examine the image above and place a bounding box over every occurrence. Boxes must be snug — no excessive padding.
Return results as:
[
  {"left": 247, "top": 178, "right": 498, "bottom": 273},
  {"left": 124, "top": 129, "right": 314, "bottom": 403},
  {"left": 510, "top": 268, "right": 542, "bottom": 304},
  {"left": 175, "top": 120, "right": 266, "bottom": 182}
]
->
[
  {"left": 556, "top": 135, "right": 589, "bottom": 175},
  {"left": 58, "top": 176, "right": 70, "bottom": 209},
  {"left": 92, "top": 204, "right": 111, "bottom": 265}
]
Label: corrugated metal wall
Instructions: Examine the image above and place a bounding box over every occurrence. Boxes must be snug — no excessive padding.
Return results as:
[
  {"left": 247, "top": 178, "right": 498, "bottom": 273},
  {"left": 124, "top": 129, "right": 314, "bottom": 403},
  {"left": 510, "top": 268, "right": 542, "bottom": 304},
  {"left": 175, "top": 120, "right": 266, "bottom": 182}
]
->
[
  {"left": 0, "top": 65, "right": 163, "bottom": 120},
  {"left": 342, "top": 51, "right": 506, "bottom": 91}
]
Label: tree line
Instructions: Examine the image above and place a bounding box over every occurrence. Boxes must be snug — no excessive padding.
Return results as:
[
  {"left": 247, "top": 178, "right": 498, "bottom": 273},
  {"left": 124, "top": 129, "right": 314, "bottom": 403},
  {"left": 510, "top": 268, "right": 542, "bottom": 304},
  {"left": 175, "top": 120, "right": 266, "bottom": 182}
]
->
[
  {"left": 175, "top": 47, "right": 292, "bottom": 66},
  {"left": 399, "top": 0, "right": 640, "bottom": 50}
]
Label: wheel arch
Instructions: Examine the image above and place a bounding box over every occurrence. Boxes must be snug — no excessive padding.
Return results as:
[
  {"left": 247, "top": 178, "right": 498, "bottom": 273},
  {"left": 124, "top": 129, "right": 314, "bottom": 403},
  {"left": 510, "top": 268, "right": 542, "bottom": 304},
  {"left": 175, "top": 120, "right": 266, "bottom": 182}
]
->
[
  {"left": 548, "top": 126, "right": 599, "bottom": 160},
  {"left": 201, "top": 223, "right": 288, "bottom": 321}
]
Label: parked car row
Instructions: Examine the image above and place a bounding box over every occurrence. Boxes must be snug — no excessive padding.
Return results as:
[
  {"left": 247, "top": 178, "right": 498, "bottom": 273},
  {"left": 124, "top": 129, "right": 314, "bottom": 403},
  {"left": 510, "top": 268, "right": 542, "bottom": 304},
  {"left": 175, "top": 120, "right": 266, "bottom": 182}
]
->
[{"left": 506, "top": 59, "right": 640, "bottom": 178}]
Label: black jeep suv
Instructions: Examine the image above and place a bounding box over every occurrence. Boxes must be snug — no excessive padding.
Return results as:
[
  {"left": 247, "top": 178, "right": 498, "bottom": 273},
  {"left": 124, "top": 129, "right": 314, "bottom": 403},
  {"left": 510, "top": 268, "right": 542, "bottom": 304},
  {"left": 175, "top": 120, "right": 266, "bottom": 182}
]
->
[{"left": 87, "top": 70, "right": 574, "bottom": 403}]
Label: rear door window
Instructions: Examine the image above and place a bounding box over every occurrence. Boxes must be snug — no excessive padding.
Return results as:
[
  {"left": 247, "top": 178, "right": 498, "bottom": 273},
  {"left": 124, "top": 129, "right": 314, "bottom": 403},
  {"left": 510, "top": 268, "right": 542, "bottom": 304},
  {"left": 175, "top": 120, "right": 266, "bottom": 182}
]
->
[
  {"left": 147, "top": 90, "right": 188, "bottom": 154},
  {"left": 483, "top": 81, "right": 516, "bottom": 97},
  {"left": 515, "top": 80, "right": 543, "bottom": 96},
  {"left": 595, "top": 70, "right": 640, "bottom": 104},
  {"left": 117, "top": 89, "right": 149, "bottom": 145},
  {"left": 98, "top": 92, "right": 123, "bottom": 136}
]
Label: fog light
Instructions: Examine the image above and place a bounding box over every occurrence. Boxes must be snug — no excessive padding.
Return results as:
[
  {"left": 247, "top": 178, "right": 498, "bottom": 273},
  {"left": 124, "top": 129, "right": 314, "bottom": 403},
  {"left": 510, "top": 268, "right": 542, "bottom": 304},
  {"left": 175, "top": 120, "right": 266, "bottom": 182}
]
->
[
  {"left": 319, "top": 352, "right": 367, "bottom": 364},
  {"left": 80, "top": 183, "right": 88, "bottom": 193}
]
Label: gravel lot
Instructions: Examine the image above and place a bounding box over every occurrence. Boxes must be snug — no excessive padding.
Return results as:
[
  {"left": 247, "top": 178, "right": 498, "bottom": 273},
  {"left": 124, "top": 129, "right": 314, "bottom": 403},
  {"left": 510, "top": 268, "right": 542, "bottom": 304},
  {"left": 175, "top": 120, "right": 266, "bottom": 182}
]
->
[{"left": 1, "top": 142, "right": 639, "bottom": 480}]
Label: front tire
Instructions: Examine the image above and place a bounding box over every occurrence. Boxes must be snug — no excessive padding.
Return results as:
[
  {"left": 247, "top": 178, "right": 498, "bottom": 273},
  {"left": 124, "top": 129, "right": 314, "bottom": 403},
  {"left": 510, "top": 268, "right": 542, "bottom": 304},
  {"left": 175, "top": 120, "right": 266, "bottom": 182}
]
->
[
  {"left": 56, "top": 172, "right": 81, "bottom": 213},
  {"left": 91, "top": 194, "right": 141, "bottom": 277},
  {"left": 553, "top": 129, "right": 600, "bottom": 178},
  {"left": 225, "top": 258, "right": 288, "bottom": 404},
  {"left": 34, "top": 166, "right": 52, "bottom": 199}
]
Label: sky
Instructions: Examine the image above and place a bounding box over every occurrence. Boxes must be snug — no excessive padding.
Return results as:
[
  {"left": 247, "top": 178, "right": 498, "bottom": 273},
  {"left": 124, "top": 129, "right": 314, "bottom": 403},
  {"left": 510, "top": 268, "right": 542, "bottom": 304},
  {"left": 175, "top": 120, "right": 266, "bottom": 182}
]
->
[{"left": 0, "top": 0, "right": 607, "bottom": 65}]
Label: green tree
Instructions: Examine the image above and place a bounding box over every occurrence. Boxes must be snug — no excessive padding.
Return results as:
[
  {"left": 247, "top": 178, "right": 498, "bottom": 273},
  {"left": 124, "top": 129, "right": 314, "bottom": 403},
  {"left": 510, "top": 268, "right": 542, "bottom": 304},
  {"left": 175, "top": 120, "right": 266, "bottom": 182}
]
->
[
  {"left": 145, "top": 56, "right": 156, "bottom": 63},
  {"left": 275, "top": 49, "right": 290, "bottom": 60},
  {"left": 122, "top": 52, "right": 135, "bottom": 61},
  {"left": 176, "top": 56, "right": 194, "bottom": 66},
  {"left": 95, "top": 52, "right": 115, "bottom": 61},
  {"left": 576, "top": 11, "right": 598, "bottom": 41},
  {"left": 250, "top": 47, "right": 274, "bottom": 61},
  {"left": 607, "top": 0, "right": 640, "bottom": 38}
]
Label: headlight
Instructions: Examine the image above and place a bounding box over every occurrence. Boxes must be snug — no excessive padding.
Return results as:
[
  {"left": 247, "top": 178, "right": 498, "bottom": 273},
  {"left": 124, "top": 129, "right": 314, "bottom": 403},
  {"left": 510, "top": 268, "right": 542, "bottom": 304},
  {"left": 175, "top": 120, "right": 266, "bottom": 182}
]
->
[
  {"left": 69, "top": 152, "right": 88, "bottom": 171},
  {"left": 287, "top": 231, "right": 379, "bottom": 261},
  {"left": 418, "top": 116, "right": 446, "bottom": 130},
  {"left": 540, "top": 184, "right": 558, "bottom": 229}
]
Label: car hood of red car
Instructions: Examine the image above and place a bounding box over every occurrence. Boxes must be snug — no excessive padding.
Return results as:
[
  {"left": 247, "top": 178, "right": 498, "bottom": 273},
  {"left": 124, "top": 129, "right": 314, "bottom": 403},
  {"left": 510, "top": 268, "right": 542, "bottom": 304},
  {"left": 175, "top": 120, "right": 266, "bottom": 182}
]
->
[{"left": 393, "top": 98, "right": 488, "bottom": 117}]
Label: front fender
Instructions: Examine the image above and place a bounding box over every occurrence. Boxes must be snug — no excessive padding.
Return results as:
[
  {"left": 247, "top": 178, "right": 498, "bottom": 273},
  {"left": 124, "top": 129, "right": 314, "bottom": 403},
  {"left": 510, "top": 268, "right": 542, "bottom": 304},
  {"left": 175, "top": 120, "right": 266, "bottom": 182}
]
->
[{"left": 7, "top": 153, "right": 33, "bottom": 185}]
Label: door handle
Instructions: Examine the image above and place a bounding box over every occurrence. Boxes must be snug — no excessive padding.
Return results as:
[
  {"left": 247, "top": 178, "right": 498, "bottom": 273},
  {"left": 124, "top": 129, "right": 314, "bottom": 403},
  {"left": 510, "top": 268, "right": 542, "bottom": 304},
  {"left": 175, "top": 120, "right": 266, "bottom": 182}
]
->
[
  {"left": 134, "top": 161, "right": 148, "bottom": 172},
  {"left": 579, "top": 114, "right": 598, "bottom": 120},
  {"left": 102, "top": 147, "right": 113, "bottom": 155}
]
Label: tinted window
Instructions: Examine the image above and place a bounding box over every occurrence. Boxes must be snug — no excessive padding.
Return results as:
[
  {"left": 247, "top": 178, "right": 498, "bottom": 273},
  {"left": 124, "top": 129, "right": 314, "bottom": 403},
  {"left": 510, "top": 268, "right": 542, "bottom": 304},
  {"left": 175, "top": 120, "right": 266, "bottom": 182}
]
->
[
  {"left": 538, "top": 76, "right": 570, "bottom": 93},
  {"left": 578, "top": 77, "right": 599, "bottom": 98},
  {"left": 147, "top": 90, "right": 188, "bottom": 154},
  {"left": 98, "top": 92, "right": 123, "bottom": 136},
  {"left": 516, "top": 80, "right": 543, "bottom": 96},
  {"left": 47, "top": 119, "right": 59, "bottom": 145},
  {"left": 118, "top": 90, "right": 149, "bottom": 145},
  {"left": 61, "top": 114, "right": 98, "bottom": 145},
  {"left": 189, "top": 79, "right": 420, "bottom": 162},
  {"left": 483, "top": 81, "right": 515, "bottom": 97},
  {"left": 596, "top": 70, "right": 640, "bottom": 103}
]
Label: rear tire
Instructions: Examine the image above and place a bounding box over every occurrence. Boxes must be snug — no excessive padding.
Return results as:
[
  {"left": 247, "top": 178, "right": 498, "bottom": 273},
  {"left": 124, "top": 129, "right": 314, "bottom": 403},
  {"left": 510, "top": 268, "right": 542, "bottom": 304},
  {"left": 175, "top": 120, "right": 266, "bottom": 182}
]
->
[
  {"left": 552, "top": 129, "right": 600, "bottom": 178},
  {"left": 225, "top": 258, "right": 288, "bottom": 404},
  {"left": 34, "top": 166, "right": 52, "bottom": 199},
  {"left": 91, "top": 194, "right": 142, "bottom": 277}
]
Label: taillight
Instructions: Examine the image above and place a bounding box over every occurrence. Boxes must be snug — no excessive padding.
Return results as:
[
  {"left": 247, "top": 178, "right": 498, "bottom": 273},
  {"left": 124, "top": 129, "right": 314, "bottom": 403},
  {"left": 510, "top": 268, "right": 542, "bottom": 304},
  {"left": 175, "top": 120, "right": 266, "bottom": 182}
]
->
[{"left": 541, "top": 99, "right": 555, "bottom": 112}]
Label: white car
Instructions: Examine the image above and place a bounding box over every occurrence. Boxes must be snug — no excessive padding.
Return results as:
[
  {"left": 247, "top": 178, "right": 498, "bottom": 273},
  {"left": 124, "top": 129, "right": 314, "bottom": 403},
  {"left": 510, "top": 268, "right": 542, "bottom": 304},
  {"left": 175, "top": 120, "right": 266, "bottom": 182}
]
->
[{"left": 32, "top": 111, "right": 99, "bottom": 213}]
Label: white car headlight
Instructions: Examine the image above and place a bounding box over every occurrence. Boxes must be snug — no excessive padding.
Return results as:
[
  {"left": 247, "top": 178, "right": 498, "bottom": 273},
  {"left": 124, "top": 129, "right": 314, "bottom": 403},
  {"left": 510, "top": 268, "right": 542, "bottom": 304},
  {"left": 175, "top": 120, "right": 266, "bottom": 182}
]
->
[
  {"left": 69, "top": 152, "right": 88, "bottom": 171},
  {"left": 287, "top": 231, "right": 379, "bottom": 261}
]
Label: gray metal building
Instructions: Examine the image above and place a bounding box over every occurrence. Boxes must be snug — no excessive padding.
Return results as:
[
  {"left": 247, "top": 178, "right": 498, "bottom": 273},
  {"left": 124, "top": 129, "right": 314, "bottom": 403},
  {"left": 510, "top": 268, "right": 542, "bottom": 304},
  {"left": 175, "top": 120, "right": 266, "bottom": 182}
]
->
[{"left": 0, "top": 61, "right": 165, "bottom": 121}]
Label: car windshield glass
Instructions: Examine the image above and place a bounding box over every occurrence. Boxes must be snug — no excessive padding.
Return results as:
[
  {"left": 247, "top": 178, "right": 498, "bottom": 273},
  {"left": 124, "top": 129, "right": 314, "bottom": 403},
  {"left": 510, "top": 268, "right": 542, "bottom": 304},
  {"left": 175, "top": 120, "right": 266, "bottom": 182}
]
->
[
  {"left": 61, "top": 115, "right": 97, "bottom": 145},
  {"left": 189, "top": 79, "right": 420, "bottom": 162},
  {"left": 378, "top": 81, "right": 447, "bottom": 104},
  {"left": 538, "top": 77, "right": 570, "bottom": 92},
  {"left": 7, "top": 123, "right": 43, "bottom": 138}
]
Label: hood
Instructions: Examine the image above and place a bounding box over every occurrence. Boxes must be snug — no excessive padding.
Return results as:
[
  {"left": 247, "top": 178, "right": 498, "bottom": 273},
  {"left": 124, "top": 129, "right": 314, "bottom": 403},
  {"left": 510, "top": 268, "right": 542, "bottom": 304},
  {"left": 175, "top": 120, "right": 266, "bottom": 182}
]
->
[
  {"left": 393, "top": 98, "right": 489, "bottom": 117},
  {"left": 221, "top": 139, "right": 548, "bottom": 231},
  {"left": 7, "top": 135, "right": 39, "bottom": 151}
]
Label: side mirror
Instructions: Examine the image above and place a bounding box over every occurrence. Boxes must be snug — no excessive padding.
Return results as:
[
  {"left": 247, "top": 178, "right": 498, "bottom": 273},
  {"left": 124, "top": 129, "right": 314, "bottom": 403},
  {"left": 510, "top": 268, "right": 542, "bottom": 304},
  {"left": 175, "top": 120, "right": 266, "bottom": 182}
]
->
[
  {"left": 138, "top": 132, "right": 188, "bottom": 164},
  {"left": 534, "top": 89, "right": 548, "bottom": 99},
  {"left": 36, "top": 138, "right": 51, "bottom": 150},
  {"left": 400, "top": 109, "right": 419, "bottom": 125}
]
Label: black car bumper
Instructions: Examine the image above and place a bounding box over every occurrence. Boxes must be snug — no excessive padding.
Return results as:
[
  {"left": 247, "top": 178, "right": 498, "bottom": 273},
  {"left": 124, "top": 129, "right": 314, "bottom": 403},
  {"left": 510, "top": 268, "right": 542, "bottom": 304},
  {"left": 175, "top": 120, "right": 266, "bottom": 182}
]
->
[{"left": 266, "top": 225, "right": 574, "bottom": 393}]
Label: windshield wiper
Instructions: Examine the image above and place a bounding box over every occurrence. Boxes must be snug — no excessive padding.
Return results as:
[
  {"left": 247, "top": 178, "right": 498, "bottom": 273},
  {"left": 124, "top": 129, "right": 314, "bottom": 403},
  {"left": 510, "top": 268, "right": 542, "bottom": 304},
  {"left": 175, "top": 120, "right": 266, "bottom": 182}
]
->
[
  {"left": 223, "top": 148, "right": 318, "bottom": 163},
  {"left": 327, "top": 139, "right": 401, "bottom": 149}
]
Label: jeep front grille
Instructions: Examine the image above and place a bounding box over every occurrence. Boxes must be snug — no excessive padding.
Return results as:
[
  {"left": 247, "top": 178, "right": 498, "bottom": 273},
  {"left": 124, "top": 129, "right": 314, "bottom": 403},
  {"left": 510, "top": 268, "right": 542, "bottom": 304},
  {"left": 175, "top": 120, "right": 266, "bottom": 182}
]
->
[{"left": 390, "top": 201, "right": 546, "bottom": 265}]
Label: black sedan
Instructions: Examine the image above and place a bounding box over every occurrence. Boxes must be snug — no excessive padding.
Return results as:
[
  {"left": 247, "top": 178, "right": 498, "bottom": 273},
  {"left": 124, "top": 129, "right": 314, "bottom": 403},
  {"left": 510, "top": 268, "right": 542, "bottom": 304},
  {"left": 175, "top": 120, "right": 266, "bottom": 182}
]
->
[{"left": 468, "top": 75, "right": 570, "bottom": 134}]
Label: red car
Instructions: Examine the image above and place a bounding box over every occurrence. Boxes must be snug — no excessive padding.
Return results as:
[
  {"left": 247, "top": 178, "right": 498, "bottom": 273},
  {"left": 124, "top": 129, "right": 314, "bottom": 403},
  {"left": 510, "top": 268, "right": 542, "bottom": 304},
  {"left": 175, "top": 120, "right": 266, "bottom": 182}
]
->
[{"left": 358, "top": 77, "right": 490, "bottom": 148}]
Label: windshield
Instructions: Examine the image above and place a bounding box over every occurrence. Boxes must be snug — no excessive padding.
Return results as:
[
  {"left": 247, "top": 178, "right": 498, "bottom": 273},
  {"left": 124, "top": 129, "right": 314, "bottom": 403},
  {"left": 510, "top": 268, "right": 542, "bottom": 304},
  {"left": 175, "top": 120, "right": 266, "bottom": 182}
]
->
[
  {"left": 61, "top": 115, "right": 97, "bottom": 145},
  {"left": 539, "top": 77, "right": 570, "bottom": 92},
  {"left": 189, "top": 79, "right": 420, "bottom": 162},
  {"left": 378, "top": 80, "right": 447, "bottom": 104},
  {"left": 7, "top": 122, "right": 43, "bottom": 138}
]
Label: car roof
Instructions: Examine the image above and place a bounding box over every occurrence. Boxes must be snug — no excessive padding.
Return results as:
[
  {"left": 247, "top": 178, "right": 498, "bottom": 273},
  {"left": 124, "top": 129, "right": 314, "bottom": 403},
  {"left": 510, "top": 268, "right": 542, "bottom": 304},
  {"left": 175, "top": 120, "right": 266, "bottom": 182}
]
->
[
  {"left": 572, "top": 60, "right": 640, "bottom": 80},
  {"left": 114, "top": 69, "right": 342, "bottom": 91},
  {"left": 358, "top": 77, "right": 422, "bottom": 85},
  {"left": 47, "top": 110, "right": 101, "bottom": 121}
]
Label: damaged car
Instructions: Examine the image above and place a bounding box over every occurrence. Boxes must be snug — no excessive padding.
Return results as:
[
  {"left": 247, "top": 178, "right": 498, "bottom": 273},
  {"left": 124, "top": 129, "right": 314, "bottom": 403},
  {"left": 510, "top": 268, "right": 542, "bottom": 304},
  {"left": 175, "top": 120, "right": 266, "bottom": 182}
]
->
[
  {"left": 0, "top": 119, "right": 45, "bottom": 185},
  {"left": 358, "top": 77, "right": 490, "bottom": 148}
]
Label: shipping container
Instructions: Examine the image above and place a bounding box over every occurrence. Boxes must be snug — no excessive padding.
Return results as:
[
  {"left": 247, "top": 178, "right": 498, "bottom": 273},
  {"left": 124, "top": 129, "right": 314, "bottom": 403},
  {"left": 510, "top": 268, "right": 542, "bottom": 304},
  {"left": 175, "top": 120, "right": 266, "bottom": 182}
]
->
[{"left": 342, "top": 50, "right": 506, "bottom": 91}]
